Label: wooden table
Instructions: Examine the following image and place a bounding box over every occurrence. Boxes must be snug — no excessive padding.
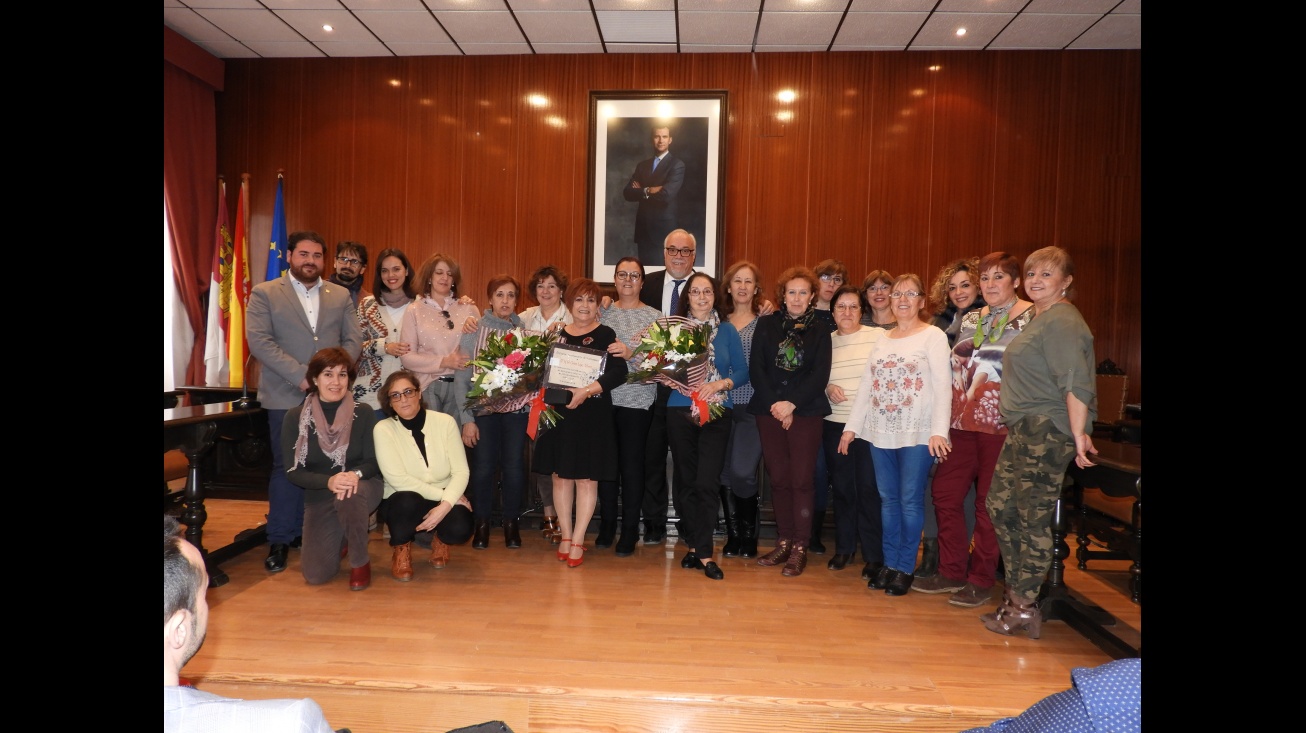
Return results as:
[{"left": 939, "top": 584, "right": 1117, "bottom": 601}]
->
[
  {"left": 164, "top": 401, "right": 268, "bottom": 587},
  {"left": 1041, "top": 440, "right": 1142, "bottom": 659}
]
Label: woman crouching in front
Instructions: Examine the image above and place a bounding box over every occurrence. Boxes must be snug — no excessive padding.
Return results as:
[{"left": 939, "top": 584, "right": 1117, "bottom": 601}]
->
[
  {"left": 283, "top": 347, "right": 384, "bottom": 590},
  {"left": 373, "top": 369, "right": 474, "bottom": 581}
]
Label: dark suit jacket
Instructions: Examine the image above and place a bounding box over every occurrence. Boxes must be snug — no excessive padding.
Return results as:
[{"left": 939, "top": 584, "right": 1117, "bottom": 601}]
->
[
  {"left": 639, "top": 268, "right": 699, "bottom": 316},
  {"left": 246, "top": 275, "right": 364, "bottom": 410},
  {"left": 622, "top": 152, "right": 685, "bottom": 264}
]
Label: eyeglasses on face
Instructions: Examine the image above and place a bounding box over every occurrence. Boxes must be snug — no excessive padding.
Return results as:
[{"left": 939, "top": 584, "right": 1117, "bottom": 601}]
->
[
  {"left": 866, "top": 284, "right": 891, "bottom": 293},
  {"left": 336, "top": 256, "right": 362, "bottom": 267},
  {"left": 664, "top": 246, "right": 695, "bottom": 257},
  {"left": 388, "top": 388, "right": 418, "bottom": 403},
  {"left": 614, "top": 271, "right": 642, "bottom": 281},
  {"left": 687, "top": 288, "right": 713, "bottom": 297},
  {"left": 890, "top": 291, "right": 923, "bottom": 299},
  {"left": 818, "top": 274, "right": 844, "bottom": 283},
  {"left": 440, "top": 310, "right": 454, "bottom": 329}
]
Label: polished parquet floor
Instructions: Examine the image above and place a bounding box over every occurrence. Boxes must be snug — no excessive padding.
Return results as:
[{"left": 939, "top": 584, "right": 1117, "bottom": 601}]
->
[{"left": 184, "top": 499, "right": 1141, "bottom": 733}]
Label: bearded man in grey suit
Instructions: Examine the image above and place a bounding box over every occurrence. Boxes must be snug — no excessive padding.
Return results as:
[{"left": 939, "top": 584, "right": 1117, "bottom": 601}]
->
[{"left": 246, "top": 231, "right": 364, "bottom": 573}]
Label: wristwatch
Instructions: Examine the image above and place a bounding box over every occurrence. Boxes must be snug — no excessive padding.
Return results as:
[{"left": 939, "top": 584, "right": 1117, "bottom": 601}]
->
[{"left": 353, "top": 469, "right": 363, "bottom": 479}]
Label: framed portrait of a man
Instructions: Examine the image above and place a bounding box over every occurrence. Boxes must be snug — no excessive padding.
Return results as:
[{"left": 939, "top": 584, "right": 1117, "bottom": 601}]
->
[{"left": 587, "top": 91, "right": 727, "bottom": 283}]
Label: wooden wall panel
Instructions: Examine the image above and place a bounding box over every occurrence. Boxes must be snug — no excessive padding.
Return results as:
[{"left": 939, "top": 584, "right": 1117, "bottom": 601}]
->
[
  {"left": 805, "top": 53, "right": 875, "bottom": 276},
  {"left": 212, "top": 50, "right": 1143, "bottom": 400},
  {"left": 928, "top": 53, "right": 997, "bottom": 264},
  {"left": 866, "top": 54, "right": 936, "bottom": 279},
  {"left": 990, "top": 52, "right": 1062, "bottom": 254}
]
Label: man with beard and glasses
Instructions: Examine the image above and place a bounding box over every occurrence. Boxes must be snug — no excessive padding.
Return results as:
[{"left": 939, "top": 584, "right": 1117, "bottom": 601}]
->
[
  {"left": 328, "top": 240, "right": 368, "bottom": 306},
  {"left": 164, "top": 516, "right": 341, "bottom": 733},
  {"left": 247, "top": 230, "right": 364, "bottom": 574}
]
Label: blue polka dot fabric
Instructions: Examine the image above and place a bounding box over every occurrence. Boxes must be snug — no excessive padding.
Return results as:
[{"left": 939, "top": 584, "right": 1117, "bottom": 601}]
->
[{"left": 959, "top": 657, "right": 1141, "bottom": 733}]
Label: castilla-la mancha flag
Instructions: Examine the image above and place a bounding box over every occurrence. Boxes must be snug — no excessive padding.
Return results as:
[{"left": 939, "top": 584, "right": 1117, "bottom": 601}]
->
[{"left": 203, "top": 177, "right": 232, "bottom": 386}]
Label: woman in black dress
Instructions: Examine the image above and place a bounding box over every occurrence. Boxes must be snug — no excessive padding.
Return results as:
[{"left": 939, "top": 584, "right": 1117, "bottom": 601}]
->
[{"left": 531, "top": 278, "right": 629, "bottom": 567}]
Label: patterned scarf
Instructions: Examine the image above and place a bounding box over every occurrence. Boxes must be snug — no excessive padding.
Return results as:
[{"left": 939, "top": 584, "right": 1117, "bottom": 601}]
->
[
  {"left": 975, "top": 297, "right": 1019, "bottom": 347},
  {"left": 775, "top": 306, "right": 817, "bottom": 371},
  {"left": 293, "top": 393, "right": 356, "bottom": 471},
  {"left": 693, "top": 309, "right": 723, "bottom": 383}
]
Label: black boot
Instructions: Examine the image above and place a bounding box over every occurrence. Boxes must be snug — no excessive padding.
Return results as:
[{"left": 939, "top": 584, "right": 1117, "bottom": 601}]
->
[
  {"left": 736, "top": 494, "right": 759, "bottom": 558},
  {"left": 808, "top": 510, "right": 827, "bottom": 555},
  {"left": 915, "top": 537, "right": 939, "bottom": 578},
  {"left": 720, "top": 488, "right": 741, "bottom": 557}
]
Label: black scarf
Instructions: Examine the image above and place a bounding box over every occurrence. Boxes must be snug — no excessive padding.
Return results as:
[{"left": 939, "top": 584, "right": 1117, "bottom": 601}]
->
[{"left": 397, "top": 409, "right": 429, "bottom": 465}]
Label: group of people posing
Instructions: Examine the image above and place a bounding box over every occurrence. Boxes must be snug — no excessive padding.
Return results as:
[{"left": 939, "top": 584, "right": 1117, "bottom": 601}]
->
[{"left": 246, "top": 228, "right": 1098, "bottom": 640}]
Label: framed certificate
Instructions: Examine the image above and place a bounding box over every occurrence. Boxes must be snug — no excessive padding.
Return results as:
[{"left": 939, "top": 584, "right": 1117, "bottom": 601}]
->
[{"left": 542, "top": 343, "right": 608, "bottom": 391}]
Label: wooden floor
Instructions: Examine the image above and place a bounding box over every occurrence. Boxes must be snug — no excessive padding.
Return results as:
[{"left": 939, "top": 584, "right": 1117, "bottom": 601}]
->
[{"left": 185, "top": 499, "right": 1141, "bottom": 733}]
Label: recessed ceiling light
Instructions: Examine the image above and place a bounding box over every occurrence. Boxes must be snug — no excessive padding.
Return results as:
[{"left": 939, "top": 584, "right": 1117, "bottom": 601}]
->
[
  {"left": 323, "top": 24, "right": 334, "bottom": 32},
  {"left": 955, "top": 28, "right": 966, "bottom": 37}
]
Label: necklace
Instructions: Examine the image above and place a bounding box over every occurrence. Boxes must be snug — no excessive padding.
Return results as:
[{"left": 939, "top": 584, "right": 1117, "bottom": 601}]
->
[{"left": 975, "top": 297, "right": 1019, "bottom": 347}]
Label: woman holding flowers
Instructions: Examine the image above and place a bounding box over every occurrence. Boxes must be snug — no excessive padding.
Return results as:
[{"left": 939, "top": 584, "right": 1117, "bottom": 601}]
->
[
  {"left": 454, "top": 274, "right": 530, "bottom": 550},
  {"left": 598, "top": 256, "right": 662, "bottom": 556},
  {"left": 520, "top": 265, "right": 572, "bottom": 544},
  {"left": 532, "top": 278, "right": 629, "bottom": 567},
  {"left": 749, "top": 267, "right": 833, "bottom": 578},
  {"left": 659, "top": 272, "right": 748, "bottom": 580}
]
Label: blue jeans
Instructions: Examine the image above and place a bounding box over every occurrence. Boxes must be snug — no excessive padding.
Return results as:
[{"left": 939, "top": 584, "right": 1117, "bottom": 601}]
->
[
  {"left": 870, "top": 444, "right": 934, "bottom": 573},
  {"left": 265, "top": 408, "right": 304, "bottom": 545},
  {"left": 470, "top": 410, "right": 528, "bottom": 521}
]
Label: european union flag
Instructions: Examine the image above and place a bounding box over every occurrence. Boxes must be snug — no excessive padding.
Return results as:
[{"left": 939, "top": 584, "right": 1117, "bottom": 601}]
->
[{"left": 265, "top": 173, "right": 288, "bottom": 280}]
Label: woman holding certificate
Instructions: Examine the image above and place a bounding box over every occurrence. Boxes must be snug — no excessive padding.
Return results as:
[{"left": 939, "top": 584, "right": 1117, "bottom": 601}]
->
[{"left": 531, "top": 278, "right": 629, "bottom": 567}]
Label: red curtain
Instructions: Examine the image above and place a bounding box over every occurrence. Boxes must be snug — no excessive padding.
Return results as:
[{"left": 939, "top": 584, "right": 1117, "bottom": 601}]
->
[{"left": 163, "top": 60, "right": 218, "bottom": 387}]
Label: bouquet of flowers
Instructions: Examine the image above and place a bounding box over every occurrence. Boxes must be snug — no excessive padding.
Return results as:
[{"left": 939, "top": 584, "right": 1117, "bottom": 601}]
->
[
  {"left": 464, "top": 328, "right": 562, "bottom": 435},
  {"left": 626, "top": 316, "right": 725, "bottom": 424}
]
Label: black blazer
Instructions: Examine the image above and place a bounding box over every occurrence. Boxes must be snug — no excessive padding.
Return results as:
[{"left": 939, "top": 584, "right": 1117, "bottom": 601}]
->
[
  {"left": 746, "top": 311, "right": 833, "bottom": 419},
  {"left": 639, "top": 268, "right": 698, "bottom": 316}
]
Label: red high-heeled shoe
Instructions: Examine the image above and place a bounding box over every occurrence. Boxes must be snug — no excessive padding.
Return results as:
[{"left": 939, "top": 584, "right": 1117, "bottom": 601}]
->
[
  {"left": 567, "top": 544, "right": 587, "bottom": 568},
  {"left": 556, "top": 538, "right": 572, "bottom": 562}
]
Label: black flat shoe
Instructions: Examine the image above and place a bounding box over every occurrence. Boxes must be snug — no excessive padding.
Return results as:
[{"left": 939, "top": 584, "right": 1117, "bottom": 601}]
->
[
  {"left": 614, "top": 535, "right": 637, "bottom": 557},
  {"left": 680, "top": 552, "right": 705, "bottom": 569},
  {"left": 827, "top": 554, "right": 852, "bottom": 571},
  {"left": 861, "top": 561, "right": 884, "bottom": 582},
  {"left": 472, "top": 521, "right": 490, "bottom": 550},
  {"left": 644, "top": 529, "right": 665, "bottom": 545},
  {"left": 885, "top": 571, "right": 915, "bottom": 596},
  {"left": 289, "top": 536, "right": 302, "bottom": 549},
  {"left": 868, "top": 565, "right": 893, "bottom": 589},
  {"left": 703, "top": 561, "right": 724, "bottom": 580},
  {"left": 264, "top": 543, "right": 289, "bottom": 573}
]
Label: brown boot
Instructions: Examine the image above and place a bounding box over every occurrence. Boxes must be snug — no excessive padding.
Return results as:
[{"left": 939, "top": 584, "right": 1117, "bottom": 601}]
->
[
  {"left": 756, "top": 538, "right": 792, "bottom": 567},
  {"left": 429, "top": 536, "right": 450, "bottom": 569},
  {"left": 781, "top": 541, "right": 809, "bottom": 577},
  {"left": 391, "top": 543, "right": 414, "bottom": 582}
]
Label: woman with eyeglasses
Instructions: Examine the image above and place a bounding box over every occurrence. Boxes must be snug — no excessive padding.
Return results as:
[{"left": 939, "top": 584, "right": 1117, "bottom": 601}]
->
[
  {"left": 750, "top": 266, "right": 832, "bottom": 578},
  {"left": 531, "top": 278, "right": 630, "bottom": 568},
  {"left": 859, "top": 270, "right": 897, "bottom": 331},
  {"left": 453, "top": 274, "right": 531, "bottom": 551},
  {"left": 400, "top": 253, "right": 480, "bottom": 423},
  {"left": 665, "top": 272, "right": 748, "bottom": 580},
  {"left": 981, "top": 246, "right": 1097, "bottom": 639},
  {"left": 597, "top": 257, "right": 661, "bottom": 556},
  {"left": 519, "top": 265, "right": 573, "bottom": 545},
  {"left": 373, "top": 369, "right": 474, "bottom": 581},
  {"left": 282, "top": 347, "right": 384, "bottom": 590},
  {"left": 840, "top": 273, "right": 951, "bottom": 597},
  {"left": 914, "top": 252, "right": 1033, "bottom": 609},
  {"left": 806, "top": 259, "right": 847, "bottom": 555},
  {"left": 354, "top": 248, "right": 417, "bottom": 419}
]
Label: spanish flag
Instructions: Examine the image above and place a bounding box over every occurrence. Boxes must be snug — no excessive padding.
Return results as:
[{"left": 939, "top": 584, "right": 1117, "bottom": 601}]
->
[{"left": 227, "top": 174, "right": 252, "bottom": 387}]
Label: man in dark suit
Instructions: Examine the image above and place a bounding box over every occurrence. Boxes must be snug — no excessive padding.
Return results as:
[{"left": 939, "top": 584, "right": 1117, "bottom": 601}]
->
[
  {"left": 637, "top": 229, "right": 698, "bottom": 545},
  {"left": 246, "top": 231, "right": 364, "bottom": 573},
  {"left": 623, "top": 125, "right": 686, "bottom": 265}
]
